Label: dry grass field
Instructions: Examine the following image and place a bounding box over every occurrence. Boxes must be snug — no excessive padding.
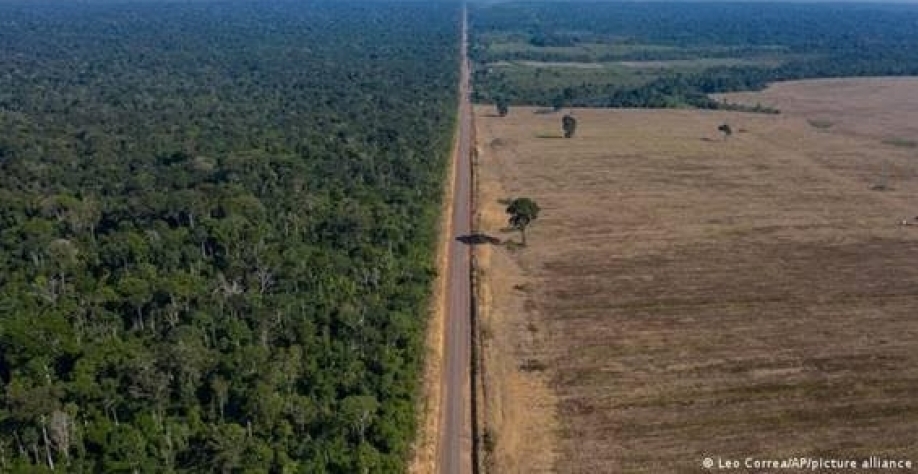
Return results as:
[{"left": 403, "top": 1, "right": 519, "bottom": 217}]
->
[
  {"left": 715, "top": 77, "right": 918, "bottom": 143},
  {"left": 474, "top": 78, "right": 918, "bottom": 473}
]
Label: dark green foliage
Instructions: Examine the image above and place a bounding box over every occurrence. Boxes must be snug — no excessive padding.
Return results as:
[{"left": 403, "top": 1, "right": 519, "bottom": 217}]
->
[
  {"left": 0, "top": 1, "right": 459, "bottom": 472},
  {"left": 471, "top": 2, "right": 918, "bottom": 110},
  {"left": 506, "top": 198, "right": 541, "bottom": 245},
  {"left": 528, "top": 32, "right": 579, "bottom": 48},
  {"left": 552, "top": 95, "right": 565, "bottom": 112},
  {"left": 495, "top": 97, "right": 509, "bottom": 117},
  {"left": 518, "top": 359, "right": 547, "bottom": 372},
  {"left": 562, "top": 115, "right": 577, "bottom": 139}
]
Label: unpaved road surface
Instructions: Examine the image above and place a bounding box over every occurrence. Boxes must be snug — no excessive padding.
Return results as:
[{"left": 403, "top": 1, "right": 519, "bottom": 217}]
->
[{"left": 438, "top": 5, "right": 473, "bottom": 474}]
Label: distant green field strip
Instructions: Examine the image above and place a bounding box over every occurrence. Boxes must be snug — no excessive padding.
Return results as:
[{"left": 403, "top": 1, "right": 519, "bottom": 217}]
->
[
  {"left": 483, "top": 40, "right": 789, "bottom": 62},
  {"left": 482, "top": 62, "right": 657, "bottom": 91},
  {"left": 615, "top": 56, "right": 786, "bottom": 69},
  {"left": 489, "top": 41, "right": 680, "bottom": 56},
  {"left": 489, "top": 56, "right": 788, "bottom": 71}
]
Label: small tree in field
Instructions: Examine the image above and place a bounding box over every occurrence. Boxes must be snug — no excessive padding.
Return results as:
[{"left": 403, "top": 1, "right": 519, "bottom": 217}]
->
[
  {"left": 562, "top": 114, "right": 577, "bottom": 138},
  {"left": 506, "top": 197, "right": 540, "bottom": 245},
  {"left": 495, "top": 97, "right": 509, "bottom": 117},
  {"left": 718, "top": 123, "right": 732, "bottom": 140}
]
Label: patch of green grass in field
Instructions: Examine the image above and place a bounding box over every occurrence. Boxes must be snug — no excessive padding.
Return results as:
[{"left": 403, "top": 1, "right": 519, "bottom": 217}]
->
[
  {"left": 808, "top": 119, "right": 834, "bottom": 130},
  {"left": 479, "top": 33, "right": 789, "bottom": 63},
  {"left": 882, "top": 137, "right": 917, "bottom": 148},
  {"left": 486, "top": 61, "right": 658, "bottom": 93},
  {"left": 480, "top": 54, "right": 793, "bottom": 107},
  {"left": 487, "top": 40, "right": 683, "bottom": 60},
  {"left": 474, "top": 33, "right": 801, "bottom": 108},
  {"left": 535, "top": 132, "right": 564, "bottom": 139},
  {"left": 615, "top": 56, "right": 786, "bottom": 69}
]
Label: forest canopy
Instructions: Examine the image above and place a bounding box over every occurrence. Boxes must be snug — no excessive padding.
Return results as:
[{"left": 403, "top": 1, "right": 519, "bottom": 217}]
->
[
  {"left": 0, "top": 1, "right": 459, "bottom": 472},
  {"left": 470, "top": 2, "right": 918, "bottom": 109}
]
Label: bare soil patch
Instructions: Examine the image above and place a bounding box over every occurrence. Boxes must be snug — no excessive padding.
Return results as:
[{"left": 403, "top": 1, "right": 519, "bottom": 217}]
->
[{"left": 475, "top": 80, "right": 918, "bottom": 473}]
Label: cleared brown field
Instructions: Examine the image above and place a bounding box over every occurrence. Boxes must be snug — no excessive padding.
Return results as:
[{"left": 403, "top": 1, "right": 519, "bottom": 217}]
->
[
  {"left": 716, "top": 77, "right": 918, "bottom": 142},
  {"left": 474, "top": 79, "right": 918, "bottom": 474}
]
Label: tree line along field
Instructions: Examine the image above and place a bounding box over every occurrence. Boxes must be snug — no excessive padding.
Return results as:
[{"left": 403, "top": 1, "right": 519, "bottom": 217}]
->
[
  {"left": 469, "top": 2, "right": 918, "bottom": 110},
  {"left": 473, "top": 85, "right": 918, "bottom": 473},
  {"left": 0, "top": 1, "right": 458, "bottom": 472}
]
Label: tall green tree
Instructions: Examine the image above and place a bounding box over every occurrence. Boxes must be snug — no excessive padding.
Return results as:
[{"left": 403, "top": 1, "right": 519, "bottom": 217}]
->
[
  {"left": 562, "top": 114, "right": 577, "bottom": 138},
  {"left": 495, "top": 97, "right": 509, "bottom": 117},
  {"left": 506, "top": 197, "right": 541, "bottom": 245}
]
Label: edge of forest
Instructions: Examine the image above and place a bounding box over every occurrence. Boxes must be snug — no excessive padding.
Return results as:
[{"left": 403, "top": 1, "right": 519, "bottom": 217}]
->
[{"left": 409, "top": 76, "right": 462, "bottom": 474}]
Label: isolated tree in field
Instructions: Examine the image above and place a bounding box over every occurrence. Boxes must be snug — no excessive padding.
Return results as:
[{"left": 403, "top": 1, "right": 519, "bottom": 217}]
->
[
  {"left": 718, "top": 123, "right": 732, "bottom": 140},
  {"left": 495, "top": 97, "right": 509, "bottom": 117},
  {"left": 562, "top": 114, "right": 577, "bottom": 138},
  {"left": 506, "top": 197, "right": 540, "bottom": 245}
]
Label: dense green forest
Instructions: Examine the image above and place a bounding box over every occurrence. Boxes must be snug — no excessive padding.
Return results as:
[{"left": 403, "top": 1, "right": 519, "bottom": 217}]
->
[
  {"left": 0, "top": 1, "right": 458, "bottom": 472},
  {"left": 470, "top": 2, "right": 918, "bottom": 109}
]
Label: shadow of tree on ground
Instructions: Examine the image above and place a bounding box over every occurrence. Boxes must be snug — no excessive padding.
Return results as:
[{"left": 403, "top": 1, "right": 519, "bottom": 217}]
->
[{"left": 456, "top": 233, "right": 502, "bottom": 245}]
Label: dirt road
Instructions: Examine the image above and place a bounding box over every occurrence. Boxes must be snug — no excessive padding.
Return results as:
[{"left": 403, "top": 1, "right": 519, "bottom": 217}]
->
[{"left": 437, "top": 5, "right": 473, "bottom": 474}]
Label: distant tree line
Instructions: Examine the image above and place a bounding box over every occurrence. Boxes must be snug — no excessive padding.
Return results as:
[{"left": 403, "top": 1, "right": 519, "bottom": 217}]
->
[{"left": 470, "top": 2, "right": 918, "bottom": 110}]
